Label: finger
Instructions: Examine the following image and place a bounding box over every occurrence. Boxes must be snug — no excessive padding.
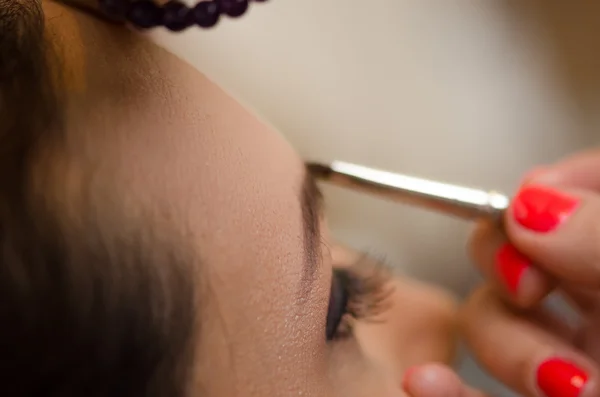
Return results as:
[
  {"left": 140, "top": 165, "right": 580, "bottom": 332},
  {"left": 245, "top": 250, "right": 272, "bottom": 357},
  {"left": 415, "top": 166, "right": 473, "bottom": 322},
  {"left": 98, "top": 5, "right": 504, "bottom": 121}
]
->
[
  {"left": 461, "top": 285, "right": 599, "bottom": 397},
  {"left": 470, "top": 219, "right": 597, "bottom": 313},
  {"left": 575, "top": 313, "right": 600, "bottom": 360},
  {"left": 531, "top": 149, "right": 600, "bottom": 190},
  {"left": 469, "top": 221, "right": 553, "bottom": 307},
  {"left": 529, "top": 302, "right": 578, "bottom": 342},
  {"left": 403, "top": 364, "right": 489, "bottom": 397},
  {"left": 560, "top": 284, "right": 599, "bottom": 313},
  {"left": 505, "top": 184, "right": 600, "bottom": 288}
]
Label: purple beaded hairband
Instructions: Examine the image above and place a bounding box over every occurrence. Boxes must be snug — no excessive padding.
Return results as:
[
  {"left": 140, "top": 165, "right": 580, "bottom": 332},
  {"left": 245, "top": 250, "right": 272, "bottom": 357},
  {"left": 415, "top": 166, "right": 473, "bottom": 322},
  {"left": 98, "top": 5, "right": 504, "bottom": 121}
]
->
[{"left": 99, "top": 0, "right": 266, "bottom": 31}]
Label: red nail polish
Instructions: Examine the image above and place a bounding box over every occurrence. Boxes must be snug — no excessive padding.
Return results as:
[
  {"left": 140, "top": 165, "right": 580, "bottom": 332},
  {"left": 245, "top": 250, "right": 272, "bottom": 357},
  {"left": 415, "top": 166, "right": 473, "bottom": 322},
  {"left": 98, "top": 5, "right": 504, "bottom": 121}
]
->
[
  {"left": 496, "top": 244, "right": 529, "bottom": 294},
  {"left": 537, "top": 358, "right": 588, "bottom": 397},
  {"left": 513, "top": 186, "right": 579, "bottom": 232}
]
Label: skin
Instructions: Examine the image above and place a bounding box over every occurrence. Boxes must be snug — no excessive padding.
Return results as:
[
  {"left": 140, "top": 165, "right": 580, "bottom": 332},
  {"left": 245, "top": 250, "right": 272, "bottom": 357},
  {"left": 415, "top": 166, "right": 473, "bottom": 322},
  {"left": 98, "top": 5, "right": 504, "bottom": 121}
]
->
[
  {"left": 405, "top": 150, "right": 600, "bottom": 397},
  {"left": 40, "top": 1, "right": 459, "bottom": 396}
]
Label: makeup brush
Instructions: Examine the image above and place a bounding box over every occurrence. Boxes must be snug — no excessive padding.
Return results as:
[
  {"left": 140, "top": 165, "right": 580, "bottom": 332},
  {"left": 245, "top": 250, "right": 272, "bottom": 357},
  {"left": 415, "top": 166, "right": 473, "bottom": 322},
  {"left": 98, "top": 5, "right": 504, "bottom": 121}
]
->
[{"left": 307, "top": 161, "right": 510, "bottom": 222}]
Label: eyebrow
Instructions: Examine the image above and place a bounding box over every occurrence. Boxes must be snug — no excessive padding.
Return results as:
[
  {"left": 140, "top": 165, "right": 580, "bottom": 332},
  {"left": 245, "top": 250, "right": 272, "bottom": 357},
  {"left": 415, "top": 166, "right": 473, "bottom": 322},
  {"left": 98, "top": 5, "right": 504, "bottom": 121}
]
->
[{"left": 299, "top": 164, "right": 325, "bottom": 291}]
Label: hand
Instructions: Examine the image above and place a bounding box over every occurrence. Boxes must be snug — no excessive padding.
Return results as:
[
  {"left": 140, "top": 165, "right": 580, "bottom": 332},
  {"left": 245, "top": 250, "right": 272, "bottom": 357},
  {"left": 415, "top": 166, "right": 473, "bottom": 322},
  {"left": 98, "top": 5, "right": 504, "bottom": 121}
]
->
[{"left": 464, "top": 149, "right": 600, "bottom": 397}]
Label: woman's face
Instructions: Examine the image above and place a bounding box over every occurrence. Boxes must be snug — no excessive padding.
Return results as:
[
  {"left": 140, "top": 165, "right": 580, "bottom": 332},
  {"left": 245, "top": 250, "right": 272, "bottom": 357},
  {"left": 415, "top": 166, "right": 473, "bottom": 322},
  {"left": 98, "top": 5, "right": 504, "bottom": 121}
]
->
[{"left": 43, "top": 1, "right": 458, "bottom": 395}]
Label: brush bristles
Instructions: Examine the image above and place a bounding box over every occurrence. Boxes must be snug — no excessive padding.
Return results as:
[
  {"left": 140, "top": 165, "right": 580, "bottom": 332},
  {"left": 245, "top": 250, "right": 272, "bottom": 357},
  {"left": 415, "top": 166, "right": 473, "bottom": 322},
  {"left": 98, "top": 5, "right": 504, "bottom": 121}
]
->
[{"left": 306, "top": 162, "right": 333, "bottom": 180}]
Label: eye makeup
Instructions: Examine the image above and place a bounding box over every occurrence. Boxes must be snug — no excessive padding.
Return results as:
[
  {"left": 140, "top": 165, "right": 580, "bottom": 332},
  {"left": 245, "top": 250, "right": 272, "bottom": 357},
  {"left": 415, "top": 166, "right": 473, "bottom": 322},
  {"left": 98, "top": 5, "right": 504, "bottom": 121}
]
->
[{"left": 326, "top": 254, "right": 394, "bottom": 341}]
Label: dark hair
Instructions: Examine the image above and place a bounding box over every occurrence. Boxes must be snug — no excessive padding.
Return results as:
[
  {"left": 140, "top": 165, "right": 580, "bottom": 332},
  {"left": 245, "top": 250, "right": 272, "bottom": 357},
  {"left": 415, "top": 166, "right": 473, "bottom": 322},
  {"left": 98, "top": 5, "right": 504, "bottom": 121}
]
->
[{"left": 0, "top": 2, "right": 198, "bottom": 396}]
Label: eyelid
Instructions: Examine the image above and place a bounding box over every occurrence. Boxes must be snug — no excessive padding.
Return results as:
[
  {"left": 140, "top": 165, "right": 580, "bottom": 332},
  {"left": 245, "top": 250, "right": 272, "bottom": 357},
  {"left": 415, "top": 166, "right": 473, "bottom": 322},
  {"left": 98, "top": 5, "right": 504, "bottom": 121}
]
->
[{"left": 327, "top": 252, "right": 395, "bottom": 341}]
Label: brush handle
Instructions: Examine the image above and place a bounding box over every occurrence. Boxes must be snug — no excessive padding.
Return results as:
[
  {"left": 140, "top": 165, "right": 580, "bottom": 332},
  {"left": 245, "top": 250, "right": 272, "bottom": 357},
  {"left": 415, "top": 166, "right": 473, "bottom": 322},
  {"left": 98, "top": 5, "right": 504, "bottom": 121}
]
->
[{"left": 311, "top": 161, "right": 510, "bottom": 222}]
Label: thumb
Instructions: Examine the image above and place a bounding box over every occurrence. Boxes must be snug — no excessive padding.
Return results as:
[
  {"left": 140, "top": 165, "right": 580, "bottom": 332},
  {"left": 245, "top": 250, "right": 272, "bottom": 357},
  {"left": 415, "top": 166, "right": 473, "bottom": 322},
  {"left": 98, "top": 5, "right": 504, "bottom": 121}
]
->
[
  {"left": 402, "top": 364, "right": 490, "bottom": 397},
  {"left": 530, "top": 149, "right": 600, "bottom": 191},
  {"left": 504, "top": 183, "right": 600, "bottom": 287}
]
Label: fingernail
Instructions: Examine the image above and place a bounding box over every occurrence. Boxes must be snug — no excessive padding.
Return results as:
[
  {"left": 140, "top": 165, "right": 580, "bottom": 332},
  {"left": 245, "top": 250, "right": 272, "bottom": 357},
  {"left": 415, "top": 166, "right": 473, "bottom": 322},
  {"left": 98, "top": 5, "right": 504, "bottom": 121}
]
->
[
  {"left": 402, "top": 367, "right": 418, "bottom": 390},
  {"left": 536, "top": 358, "right": 588, "bottom": 397},
  {"left": 495, "top": 243, "right": 530, "bottom": 294},
  {"left": 513, "top": 185, "right": 579, "bottom": 233}
]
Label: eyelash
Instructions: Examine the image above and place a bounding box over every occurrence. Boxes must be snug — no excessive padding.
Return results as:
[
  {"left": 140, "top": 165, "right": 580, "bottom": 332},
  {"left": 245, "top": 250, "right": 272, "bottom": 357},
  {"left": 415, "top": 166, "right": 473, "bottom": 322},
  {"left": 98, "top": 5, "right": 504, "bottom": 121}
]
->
[{"left": 326, "top": 253, "right": 395, "bottom": 341}]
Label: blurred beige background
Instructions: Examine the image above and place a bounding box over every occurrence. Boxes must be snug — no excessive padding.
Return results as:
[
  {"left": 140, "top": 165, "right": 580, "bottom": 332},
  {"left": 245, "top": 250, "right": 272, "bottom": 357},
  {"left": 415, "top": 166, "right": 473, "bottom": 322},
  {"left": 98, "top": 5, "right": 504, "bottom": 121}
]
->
[
  {"left": 147, "top": 0, "right": 600, "bottom": 295},
  {"left": 148, "top": 1, "right": 600, "bottom": 394}
]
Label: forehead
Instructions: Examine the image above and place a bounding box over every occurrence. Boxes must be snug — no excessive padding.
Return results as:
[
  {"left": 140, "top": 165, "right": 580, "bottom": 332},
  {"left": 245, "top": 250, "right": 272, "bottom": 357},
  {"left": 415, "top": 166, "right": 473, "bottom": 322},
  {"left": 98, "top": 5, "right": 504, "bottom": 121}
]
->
[
  {"left": 44, "top": 1, "right": 307, "bottom": 233},
  {"left": 54, "top": 20, "right": 308, "bottom": 265}
]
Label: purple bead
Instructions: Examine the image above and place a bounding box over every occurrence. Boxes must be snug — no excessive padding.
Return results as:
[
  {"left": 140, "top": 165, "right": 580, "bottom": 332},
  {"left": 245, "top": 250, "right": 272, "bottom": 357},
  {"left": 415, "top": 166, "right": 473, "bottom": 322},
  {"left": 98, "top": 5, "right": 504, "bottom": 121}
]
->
[
  {"left": 162, "top": 1, "right": 192, "bottom": 31},
  {"left": 192, "top": 1, "right": 220, "bottom": 28},
  {"left": 98, "top": 0, "right": 129, "bottom": 17},
  {"left": 127, "top": 1, "right": 164, "bottom": 29},
  {"left": 218, "top": 0, "right": 248, "bottom": 17}
]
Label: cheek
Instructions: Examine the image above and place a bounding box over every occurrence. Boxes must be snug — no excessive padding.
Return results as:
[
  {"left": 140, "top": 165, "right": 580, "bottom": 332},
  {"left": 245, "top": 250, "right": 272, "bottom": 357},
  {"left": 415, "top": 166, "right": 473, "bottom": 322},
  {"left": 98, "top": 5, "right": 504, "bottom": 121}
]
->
[{"left": 197, "top": 262, "right": 331, "bottom": 395}]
